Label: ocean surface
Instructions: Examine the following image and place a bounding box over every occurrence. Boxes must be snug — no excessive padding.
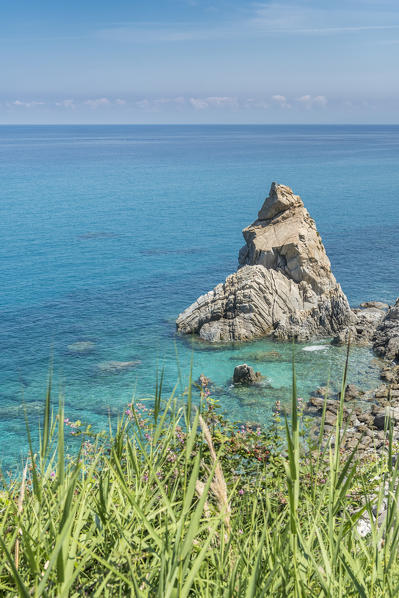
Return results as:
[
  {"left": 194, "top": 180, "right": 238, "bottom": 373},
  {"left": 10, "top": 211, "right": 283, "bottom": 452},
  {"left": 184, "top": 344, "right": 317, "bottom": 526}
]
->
[{"left": 1, "top": 124, "right": 399, "bottom": 470}]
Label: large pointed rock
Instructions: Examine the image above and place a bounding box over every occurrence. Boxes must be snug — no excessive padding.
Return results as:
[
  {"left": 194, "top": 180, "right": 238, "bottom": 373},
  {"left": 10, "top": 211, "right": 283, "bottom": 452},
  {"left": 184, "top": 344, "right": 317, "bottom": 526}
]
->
[{"left": 176, "top": 183, "right": 353, "bottom": 342}]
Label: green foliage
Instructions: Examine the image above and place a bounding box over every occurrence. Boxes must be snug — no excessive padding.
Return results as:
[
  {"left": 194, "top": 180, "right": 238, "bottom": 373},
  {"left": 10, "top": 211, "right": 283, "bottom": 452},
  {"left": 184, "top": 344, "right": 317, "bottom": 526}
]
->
[{"left": 0, "top": 359, "right": 399, "bottom": 597}]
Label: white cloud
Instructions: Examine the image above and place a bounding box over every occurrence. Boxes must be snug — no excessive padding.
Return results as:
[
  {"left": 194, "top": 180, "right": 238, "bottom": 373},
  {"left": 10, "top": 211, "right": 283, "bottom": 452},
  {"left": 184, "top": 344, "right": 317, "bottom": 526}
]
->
[
  {"left": 244, "top": 98, "right": 269, "bottom": 109},
  {"left": 297, "top": 94, "right": 328, "bottom": 108},
  {"left": 153, "top": 96, "right": 186, "bottom": 107},
  {"left": 55, "top": 99, "right": 75, "bottom": 109},
  {"left": 115, "top": 98, "right": 126, "bottom": 105},
  {"left": 189, "top": 96, "right": 238, "bottom": 109},
  {"left": 134, "top": 95, "right": 270, "bottom": 112},
  {"left": 84, "top": 97, "right": 111, "bottom": 109},
  {"left": 135, "top": 97, "right": 186, "bottom": 111},
  {"left": 189, "top": 97, "right": 209, "bottom": 110},
  {"left": 12, "top": 100, "right": 45, "bottom": 107},
  {"left": 313, "top": 95, "right": 328, "bottom": 106},
  {"left": 135, "top": 99, "right": 151, "bottom": 110},
  {"left": 207, "top": 96, "right": 238, "bottom": 107},
  {"left": 272, "top": 95, "right": 291, "bottom": 109}
]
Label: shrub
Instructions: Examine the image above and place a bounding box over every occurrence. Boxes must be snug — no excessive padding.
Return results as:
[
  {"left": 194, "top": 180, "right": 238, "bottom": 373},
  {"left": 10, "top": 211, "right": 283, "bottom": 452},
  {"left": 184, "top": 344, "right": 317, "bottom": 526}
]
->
[{"left": 0, "top": 356, "right": 399, "bottom": 596}]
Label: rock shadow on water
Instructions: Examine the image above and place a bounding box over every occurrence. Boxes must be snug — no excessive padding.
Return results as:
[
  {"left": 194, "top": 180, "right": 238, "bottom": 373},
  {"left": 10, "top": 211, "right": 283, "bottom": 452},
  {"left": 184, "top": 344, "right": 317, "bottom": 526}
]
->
[
  {"left": 0, "top": 398, "right": 45, "bottom": 421},
  {"left": 17, "top": 373, "right": 31, "bottom": 388},
  {"left": 227, "top": 382, "right": 291, "bottom": 409},
  {"left": 67, "top": 340, "right": 96, "bottom": 354},
  {"left": 95, "top": 360, "right": 142, "bottom": 375},
  {"left": 177, "top": 333, "right": 239, "bottom": 353},
  {"left": 77, "top": 232, "right": 118, "bottom": 241},
  {"left": 89, "top": 403, "right": 122, "bottom": 417},
  {"left": 229, "top": 350, "right": 284, "bottom": 363}
]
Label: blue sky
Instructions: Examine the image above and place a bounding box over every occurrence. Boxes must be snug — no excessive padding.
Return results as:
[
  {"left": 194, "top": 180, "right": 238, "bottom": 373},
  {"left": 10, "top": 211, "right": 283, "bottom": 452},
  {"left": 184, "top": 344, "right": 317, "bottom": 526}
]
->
[{"left": 1, "top": 0, "right": 399, "bottom": 123}]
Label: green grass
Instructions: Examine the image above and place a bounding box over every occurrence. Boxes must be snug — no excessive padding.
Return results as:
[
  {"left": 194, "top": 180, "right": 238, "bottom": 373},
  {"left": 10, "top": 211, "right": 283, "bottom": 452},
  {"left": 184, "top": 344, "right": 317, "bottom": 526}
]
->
[{"left": 0, "top": 356, "right": 399, "bottom": 597}]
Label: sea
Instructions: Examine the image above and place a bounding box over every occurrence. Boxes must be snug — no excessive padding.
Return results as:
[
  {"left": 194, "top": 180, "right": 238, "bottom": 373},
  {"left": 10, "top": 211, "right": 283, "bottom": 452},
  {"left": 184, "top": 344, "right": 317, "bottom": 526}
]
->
[{"left": 1, "top": 124, "right": 398, "bottom": 470}]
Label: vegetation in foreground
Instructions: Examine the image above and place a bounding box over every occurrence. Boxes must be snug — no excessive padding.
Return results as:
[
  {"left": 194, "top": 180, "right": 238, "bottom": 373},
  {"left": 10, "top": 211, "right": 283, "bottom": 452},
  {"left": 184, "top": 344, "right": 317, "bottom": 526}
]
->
[{"left": 1, "top": 356, "right": 399, "bottom": 597}]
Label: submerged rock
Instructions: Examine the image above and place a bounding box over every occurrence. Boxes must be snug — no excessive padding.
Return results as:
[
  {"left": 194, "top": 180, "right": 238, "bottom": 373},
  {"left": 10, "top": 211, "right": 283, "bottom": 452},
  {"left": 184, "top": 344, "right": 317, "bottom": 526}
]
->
[
  {"left": 68, "top": 341, "right": 95, "bottom": 353},
  {"left": 97, "top": 360, "right": 141, "bottom": 373},
  {"left": 230, "top": 350, "right": 283, "bottom": 363},
  {"left": 233, "top": 364, "right": 262, "bottom": 385},
  {"left": 176, "top": 182, "right": 352, "bottom": 343}
]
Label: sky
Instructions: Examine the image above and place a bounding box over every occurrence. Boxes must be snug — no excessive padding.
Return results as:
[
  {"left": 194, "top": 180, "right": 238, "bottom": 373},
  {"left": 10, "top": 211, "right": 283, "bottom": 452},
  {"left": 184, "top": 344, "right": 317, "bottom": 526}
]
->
[{"left": 1, "top": 0, "right": 399, "bottom": 124}]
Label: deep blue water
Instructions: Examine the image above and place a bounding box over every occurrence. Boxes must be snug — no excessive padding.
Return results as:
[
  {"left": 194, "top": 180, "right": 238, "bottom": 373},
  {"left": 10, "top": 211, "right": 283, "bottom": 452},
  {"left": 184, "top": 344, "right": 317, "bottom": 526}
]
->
[{"left": 1, "top": 125, "right": 398, "bottom": 470}]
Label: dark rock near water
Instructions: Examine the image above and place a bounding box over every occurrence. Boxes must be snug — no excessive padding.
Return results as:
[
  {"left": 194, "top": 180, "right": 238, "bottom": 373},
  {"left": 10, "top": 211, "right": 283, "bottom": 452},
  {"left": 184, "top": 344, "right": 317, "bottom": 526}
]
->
[
  {"left": 345, "top": 384, "right": 364, "bottom": 401},
  {"left": 372, "top": 405, "right": 399, "bottom": 430},
  {"left": 311, "top": 386, "right": 336, "bottom": 399},
  {"left": 233, "top": 364, "right": 262, "bottom": 385},
  {"left": 332, "top": 306, "right": 386, "bottom": 347},
  {"left": 373, "top": 298, "right": 399, "bottom": 362},
  {"left": 305, "top": 359, "right": 399, "bottom": 458},
  {"left": 374, "top": 385, "right": 389, "bottom": 399},
  {"left": 360, "top": 301, "right": 389, "bottom": 310}
]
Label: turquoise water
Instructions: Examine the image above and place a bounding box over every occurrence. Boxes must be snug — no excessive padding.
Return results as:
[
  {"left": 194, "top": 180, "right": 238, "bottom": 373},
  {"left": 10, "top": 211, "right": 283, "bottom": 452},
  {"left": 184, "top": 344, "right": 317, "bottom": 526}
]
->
[{"left": 1, "top": 125, "right": 398, "bottom": 469}]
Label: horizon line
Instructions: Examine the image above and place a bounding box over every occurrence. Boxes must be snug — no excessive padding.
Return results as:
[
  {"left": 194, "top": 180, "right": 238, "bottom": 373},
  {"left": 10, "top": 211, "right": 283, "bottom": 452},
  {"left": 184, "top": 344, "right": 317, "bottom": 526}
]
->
[{"left": 1, "top": 122, "right": 399, "bottom": 127}]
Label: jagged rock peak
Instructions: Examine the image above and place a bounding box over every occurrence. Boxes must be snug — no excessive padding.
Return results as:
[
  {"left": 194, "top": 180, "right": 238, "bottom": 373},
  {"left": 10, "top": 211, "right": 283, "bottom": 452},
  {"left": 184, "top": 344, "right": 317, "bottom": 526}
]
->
[
  {"left": 176, "top": 182, "right": 353, "bottom": 343},
  {"left": 238, "top": 183, "right": 336, "bottom": 295},
  {"left": 257, "top": 182, "right": 303, "bottom": 220}
]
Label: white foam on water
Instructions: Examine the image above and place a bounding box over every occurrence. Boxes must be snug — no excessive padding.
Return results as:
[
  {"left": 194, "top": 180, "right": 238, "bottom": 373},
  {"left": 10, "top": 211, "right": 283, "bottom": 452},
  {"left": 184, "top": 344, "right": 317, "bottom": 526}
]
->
[{"left": 302, "top": 345, "right": 329, "bottom": 352}]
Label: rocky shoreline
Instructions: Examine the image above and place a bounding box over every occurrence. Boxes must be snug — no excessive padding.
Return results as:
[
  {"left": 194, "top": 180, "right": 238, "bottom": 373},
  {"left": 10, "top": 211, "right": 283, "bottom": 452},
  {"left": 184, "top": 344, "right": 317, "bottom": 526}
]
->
[
  {"left": 229, "top": 304, "right": 399, "bottom": 458},
  {"left": 306, "top": 298, "right": 399, "bottom": 456},
  {"left": 232, "top": 300, "right": 399, "bottom": 457},
  {"left": 176, "top": 183, "right": 399, "bottom": 454}
]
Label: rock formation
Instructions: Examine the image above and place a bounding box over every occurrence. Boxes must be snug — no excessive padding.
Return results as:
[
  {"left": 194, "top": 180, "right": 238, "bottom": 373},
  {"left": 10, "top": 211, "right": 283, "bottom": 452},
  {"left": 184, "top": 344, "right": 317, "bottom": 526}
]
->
[
  {"left": 332, "top": 305, "right": 387, "bottom": 347},
  {"left": 373, "top": 298, "right": 399, "bottom": 362},
  {"left": 233, "top": 364, "right": 262, "bottom": 385},
  {"left": 176, "top": 182, "right": 353, "bottom": 342}
]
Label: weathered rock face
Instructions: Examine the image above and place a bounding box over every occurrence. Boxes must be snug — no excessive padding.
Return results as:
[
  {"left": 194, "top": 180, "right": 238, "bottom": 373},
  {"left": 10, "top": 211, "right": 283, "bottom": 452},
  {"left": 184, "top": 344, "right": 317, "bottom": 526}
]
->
[
  {"left": 332, "top": 306, "right": 387, "bottom": 347},
  {"left": 233, "top": 364, "right": 262, "bottom": 385},
  {"left": 176, "top": 182, "right": 353, "bottom": 342},
  {"left": 373, "top": 298, "right": 399, "bottom": 362},
  {"left": 238, "top": 183, "right": 336, "bottom": 295}
]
